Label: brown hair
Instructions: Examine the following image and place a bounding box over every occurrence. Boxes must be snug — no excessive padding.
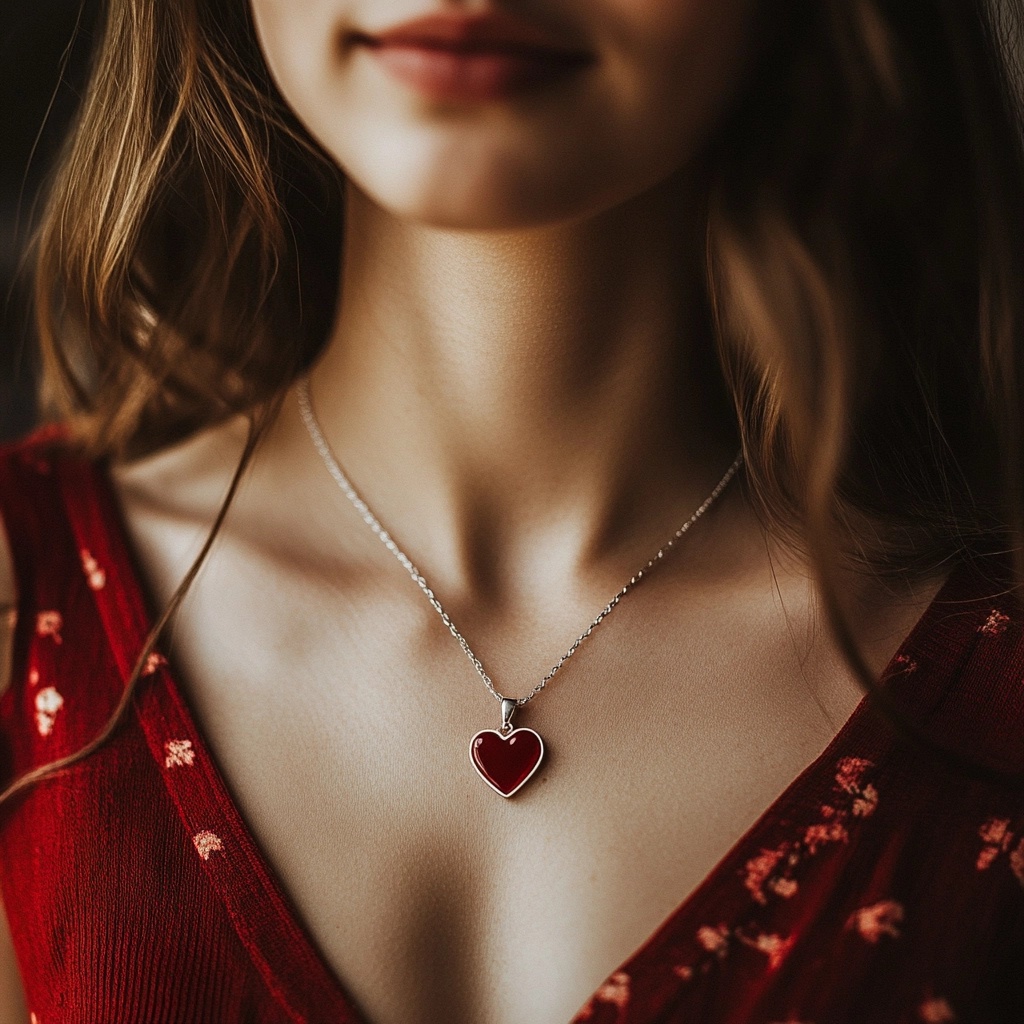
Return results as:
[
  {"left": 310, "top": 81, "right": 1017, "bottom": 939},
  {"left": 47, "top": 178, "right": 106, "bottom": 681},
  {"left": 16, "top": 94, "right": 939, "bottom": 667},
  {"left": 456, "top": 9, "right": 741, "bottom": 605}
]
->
[{"left": 3, "top": 0, "right": 1023, "bottom": 805}]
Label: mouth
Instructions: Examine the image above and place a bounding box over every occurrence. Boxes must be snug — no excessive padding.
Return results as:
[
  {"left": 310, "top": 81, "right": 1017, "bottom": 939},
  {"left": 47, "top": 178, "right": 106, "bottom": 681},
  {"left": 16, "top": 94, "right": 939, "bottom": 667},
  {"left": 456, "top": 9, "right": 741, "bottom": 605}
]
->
[{"left": 348, "top": 12, "right": 595, "bottom": 103}]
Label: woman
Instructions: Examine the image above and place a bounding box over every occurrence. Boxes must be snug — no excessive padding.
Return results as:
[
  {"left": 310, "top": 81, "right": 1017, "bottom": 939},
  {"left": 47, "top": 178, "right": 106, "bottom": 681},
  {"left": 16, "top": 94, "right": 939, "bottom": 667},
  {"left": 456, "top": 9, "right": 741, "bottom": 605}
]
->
[{"left": 0, "top": 0, "right": 1021, "bottom": 1021}]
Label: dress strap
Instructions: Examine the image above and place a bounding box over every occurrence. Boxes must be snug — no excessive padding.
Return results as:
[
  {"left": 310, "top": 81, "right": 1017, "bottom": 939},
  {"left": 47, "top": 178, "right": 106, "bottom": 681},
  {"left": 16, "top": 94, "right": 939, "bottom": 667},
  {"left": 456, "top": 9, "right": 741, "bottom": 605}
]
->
[
  {"left": 0, "top": 427, "right": 76, "bottom": 616},
  {"left": 0, "top": 429, "right": 131, "bottom": 782},
  {"left": 0, "top": 432, "right": 364, "bottom": 1019},
  {"left": 0, "top": 429, "right": 87, "bottom": 706}
]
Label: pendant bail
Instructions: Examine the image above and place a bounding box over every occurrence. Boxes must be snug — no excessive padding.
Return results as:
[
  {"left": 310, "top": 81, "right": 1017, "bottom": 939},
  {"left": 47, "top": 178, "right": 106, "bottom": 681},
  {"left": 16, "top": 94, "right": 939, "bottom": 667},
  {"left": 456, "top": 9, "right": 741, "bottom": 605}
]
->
[{"left": 500, "top": 698, "right": 517, "bottom": 735}]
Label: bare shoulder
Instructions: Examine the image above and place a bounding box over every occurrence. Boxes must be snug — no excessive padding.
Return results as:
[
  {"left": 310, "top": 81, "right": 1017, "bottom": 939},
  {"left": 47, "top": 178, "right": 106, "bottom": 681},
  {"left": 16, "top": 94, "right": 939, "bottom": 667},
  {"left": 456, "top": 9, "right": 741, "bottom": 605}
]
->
[
  {"left": 109, "top": 415, "right": 256, "bottom": 609},
  {"left": 111, "top": 414, "right": 250, "bottom": 524},
  {"left": 0, "top": 506, "right": 15, "bottom": 701}
]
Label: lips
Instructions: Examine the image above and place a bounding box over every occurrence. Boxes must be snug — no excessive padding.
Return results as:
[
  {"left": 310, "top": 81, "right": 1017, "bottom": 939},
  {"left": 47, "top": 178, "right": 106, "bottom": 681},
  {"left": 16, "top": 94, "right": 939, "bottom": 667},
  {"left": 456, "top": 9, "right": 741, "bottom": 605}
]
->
[{"left": 349, "top": 12, "right": 594, "bottom": 102}]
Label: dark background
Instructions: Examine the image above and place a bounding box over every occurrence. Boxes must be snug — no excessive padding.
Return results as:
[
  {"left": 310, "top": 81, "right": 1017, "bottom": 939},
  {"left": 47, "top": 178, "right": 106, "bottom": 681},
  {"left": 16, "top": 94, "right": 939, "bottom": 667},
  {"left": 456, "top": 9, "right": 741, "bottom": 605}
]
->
[{"left": 1, "top": 0, "right": 100, "bottom": 442}]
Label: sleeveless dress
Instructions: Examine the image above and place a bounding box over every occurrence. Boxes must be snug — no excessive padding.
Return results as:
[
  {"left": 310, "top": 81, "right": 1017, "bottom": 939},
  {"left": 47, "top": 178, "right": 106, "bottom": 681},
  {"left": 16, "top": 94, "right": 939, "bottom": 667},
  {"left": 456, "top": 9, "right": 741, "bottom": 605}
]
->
[{"left": 0, "top": 430, "right": 1021, "bottom": 1024}]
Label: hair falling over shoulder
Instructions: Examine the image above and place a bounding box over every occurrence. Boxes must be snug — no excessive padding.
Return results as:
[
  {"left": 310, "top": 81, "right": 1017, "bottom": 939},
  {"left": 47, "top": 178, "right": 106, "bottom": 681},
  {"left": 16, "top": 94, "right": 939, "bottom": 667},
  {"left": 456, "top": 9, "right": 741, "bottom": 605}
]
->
[
  {"left": 6, "top": 0, "right": 1024, "bottom": 806},
  {"left": 34, "top": 0, "right": 344, "bottom": 456}
]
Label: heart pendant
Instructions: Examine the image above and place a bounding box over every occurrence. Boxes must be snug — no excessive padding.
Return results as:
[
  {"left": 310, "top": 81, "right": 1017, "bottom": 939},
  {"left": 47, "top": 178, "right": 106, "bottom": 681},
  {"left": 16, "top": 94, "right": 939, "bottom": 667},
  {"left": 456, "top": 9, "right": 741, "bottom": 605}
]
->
[{"left": 470, "top": 727, "right": 545, "bottom": 797}]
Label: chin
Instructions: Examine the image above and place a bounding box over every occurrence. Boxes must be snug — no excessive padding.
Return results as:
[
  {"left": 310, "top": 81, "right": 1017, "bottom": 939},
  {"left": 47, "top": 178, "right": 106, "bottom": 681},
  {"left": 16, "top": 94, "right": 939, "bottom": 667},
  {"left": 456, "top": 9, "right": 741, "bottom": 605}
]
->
[
  {"left": 337, "top": 142, "right": 676, "bottom": 234},
  {"left": 333, "top": 135, "right": 591, "bottom": 230},
  {"left": 356, "top": 181, "right": 587, "bottom": 233}
]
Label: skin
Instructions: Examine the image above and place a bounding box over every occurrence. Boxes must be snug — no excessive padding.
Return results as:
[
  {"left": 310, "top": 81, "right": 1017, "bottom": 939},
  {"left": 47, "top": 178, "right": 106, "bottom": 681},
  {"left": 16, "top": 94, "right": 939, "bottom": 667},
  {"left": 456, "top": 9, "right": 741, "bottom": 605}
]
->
[{"left": 0, "top": 2, "right": 945, "bottom": 1022}]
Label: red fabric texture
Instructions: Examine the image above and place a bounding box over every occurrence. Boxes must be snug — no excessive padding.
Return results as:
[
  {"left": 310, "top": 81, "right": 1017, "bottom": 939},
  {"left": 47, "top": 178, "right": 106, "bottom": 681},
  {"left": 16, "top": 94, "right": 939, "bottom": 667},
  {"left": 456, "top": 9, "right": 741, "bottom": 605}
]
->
[{"left": 0, "top": 430, "right": 1021, "bottom": 1024}]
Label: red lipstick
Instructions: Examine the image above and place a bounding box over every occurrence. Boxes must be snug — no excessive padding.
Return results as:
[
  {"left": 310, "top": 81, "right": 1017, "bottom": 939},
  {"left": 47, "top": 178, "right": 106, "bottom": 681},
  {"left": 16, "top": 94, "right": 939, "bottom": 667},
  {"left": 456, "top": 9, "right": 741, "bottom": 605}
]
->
[{"left": 350, "top": 12, "right": 593, "bottom": 103}]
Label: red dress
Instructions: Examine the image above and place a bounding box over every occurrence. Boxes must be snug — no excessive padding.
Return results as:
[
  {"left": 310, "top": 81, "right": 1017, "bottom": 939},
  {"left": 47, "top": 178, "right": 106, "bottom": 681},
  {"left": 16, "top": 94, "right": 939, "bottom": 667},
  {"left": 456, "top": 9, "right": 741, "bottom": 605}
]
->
[{"left": 0, "top": 431, "right": 1021, "bottom": 1024}]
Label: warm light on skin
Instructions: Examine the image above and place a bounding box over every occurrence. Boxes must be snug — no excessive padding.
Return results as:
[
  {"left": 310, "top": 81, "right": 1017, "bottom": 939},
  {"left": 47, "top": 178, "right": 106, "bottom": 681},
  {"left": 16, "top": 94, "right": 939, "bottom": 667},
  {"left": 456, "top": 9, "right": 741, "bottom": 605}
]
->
[
  {"left": 244, "top": 0, "right": 761, "bottom": 593},
  {"left": 249, "top": 0, "right": 759, "bottom": 229}
]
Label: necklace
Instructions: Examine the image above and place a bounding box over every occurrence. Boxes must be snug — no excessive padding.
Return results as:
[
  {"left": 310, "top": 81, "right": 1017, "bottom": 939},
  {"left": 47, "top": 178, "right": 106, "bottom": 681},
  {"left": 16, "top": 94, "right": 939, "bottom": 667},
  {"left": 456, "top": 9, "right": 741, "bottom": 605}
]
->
[{"left": 296, "top": 376, "right": 743, "bottom": 797}]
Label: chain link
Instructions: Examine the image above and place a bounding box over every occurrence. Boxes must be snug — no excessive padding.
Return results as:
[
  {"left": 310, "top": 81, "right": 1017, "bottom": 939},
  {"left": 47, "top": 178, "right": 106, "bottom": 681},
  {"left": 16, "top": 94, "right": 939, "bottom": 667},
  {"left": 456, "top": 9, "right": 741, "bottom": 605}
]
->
[{"left": 297, "top": 376, "right": 743, "bottom": 708}]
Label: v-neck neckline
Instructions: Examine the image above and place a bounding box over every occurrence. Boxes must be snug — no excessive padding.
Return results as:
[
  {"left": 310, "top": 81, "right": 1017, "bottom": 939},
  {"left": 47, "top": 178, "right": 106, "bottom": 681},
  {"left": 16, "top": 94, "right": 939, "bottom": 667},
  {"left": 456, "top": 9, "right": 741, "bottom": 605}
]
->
[{"left": 61, "top": 452, "right": 963, "bottom": 1024}]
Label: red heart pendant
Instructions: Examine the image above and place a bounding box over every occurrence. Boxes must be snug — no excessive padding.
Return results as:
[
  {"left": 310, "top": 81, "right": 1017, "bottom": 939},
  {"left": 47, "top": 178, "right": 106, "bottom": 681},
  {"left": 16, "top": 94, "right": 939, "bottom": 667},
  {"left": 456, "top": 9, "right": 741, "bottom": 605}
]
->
[{"left": 470, "top": 728, "right": 545, "bottom": 797}]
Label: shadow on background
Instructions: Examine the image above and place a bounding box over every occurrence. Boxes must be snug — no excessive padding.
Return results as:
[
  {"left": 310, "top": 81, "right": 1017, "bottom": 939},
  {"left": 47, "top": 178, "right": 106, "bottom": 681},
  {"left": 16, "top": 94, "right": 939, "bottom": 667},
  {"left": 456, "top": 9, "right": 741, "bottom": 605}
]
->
[{"left": 1, "top": 0, "right": 100, "bottom": 442}]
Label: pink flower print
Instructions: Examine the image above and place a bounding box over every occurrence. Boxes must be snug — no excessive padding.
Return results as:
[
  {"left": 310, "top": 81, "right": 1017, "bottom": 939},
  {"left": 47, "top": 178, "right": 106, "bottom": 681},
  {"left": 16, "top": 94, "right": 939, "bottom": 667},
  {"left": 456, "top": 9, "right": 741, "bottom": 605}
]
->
[
  {"left": 834, "top": 756, "right": 873, "bottom": 793},
  {"left": 976, "top": 845, "right": 1000, "bottom": 871},
  {"left": 697, "top": 924, "right": 731, "bottom": 958},
  {"left": 1010, "top": 838, "right": 1024, "bottom": 888},
  {"left": 34, "top": 686, "right": 64, "bottom": 737},
  {"left": 193, "top": 830, "right": 224, "bottom": 860},
  {"left": 803, "top": 821, "right": 849, "bottom": 854},
  {"left": 35, "top": 610, "right": 63, "bottom": 643},
  {"left": 81, "top": 549, "right": 106, "bottom": 590},
  {"left": 890, "top": 653, "right": 918, "bottom": 675},
  {"left": 978, "top": 609, "right": 1010, "bottom": 637},
  {"left": 846, "top": 899, "right": 904, "bottom": 943},
  {"left": 918, "top": 996, "right": 957, "bottom": 1023},
  {"left": 976, "top": 817, "right": 1014, "bottom": 871},
  {"left": 577, "top": 971, "right": 630, "bottom": 1021},
  {"left": 744, "top": 846, "right": 786, "bottom": 904},
  {"left": 164, "top": 739, "right": 196, "bottom": 769},
  {"left": 29, "top": 668, "right": 40, "bottom": 687},
  {"left": 978, "top": 817, "right": 1012, "bottom": 846},
  {"left": 852, "top": 783, "right": 879, "bottom": 817},
  {"left": 673, "top": 964, "right": 694, "bottom": 981},
  {"left": 30, "top": 1013, "right": 40, "bottom": 1024},
  {"left": 769, "top": 876, "right": 799, "bottom": 899},
  {"left": 593, "top": 971, "right": 630, "bottom": 1010},
  {"left": 143, "top": 652, "right": 168, "bottom": 677},
  {"left": 739, "top": 931, "right": 794, "bottom": 970}
]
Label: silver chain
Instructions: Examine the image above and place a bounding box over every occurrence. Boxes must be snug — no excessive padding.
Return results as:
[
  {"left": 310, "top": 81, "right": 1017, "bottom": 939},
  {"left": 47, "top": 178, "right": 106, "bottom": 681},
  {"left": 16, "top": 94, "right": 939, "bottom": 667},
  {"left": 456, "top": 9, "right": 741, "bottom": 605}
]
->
[{"left": 297, "top": 376, "right": 743, "bottom": 708}]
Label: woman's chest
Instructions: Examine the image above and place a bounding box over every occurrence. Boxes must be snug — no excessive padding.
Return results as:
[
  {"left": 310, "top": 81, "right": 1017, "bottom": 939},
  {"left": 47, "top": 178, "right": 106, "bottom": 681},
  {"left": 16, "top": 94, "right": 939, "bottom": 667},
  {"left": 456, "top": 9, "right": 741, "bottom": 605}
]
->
[{"left": 159, "top": 552, "right": 873, "bottom": 1024}]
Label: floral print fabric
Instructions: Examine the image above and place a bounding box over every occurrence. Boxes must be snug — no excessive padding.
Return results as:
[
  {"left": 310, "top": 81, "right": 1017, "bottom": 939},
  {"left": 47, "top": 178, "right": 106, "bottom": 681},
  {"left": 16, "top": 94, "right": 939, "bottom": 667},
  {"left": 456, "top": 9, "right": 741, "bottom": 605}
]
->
[
  {"left": 0, "top": 433, "right": 1021, "bottom": 1024},
  {"left": 569, "top": 594, "right": 1024, "bottom": 1024}
]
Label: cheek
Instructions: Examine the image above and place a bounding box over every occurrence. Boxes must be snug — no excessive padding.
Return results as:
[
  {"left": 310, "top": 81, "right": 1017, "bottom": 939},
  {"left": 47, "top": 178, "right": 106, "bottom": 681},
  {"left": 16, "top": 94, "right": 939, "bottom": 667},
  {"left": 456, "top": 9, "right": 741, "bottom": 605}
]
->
[
  {"left": 248, "top": 0, "right": 346, "bottom": 135},
  {"left": 528, "top": 0, "right": 752, "bottom": 210},
  {"left": 594, "top": 0, "right": 754, "bottom": 121}
]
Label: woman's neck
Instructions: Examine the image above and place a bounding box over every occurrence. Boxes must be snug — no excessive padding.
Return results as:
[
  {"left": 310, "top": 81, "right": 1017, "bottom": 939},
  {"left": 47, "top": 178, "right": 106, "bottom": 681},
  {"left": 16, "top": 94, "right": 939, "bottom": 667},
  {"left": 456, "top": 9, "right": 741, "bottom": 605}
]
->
[{"left": 295, "top": 179, "right": 738, "bottom": 597}]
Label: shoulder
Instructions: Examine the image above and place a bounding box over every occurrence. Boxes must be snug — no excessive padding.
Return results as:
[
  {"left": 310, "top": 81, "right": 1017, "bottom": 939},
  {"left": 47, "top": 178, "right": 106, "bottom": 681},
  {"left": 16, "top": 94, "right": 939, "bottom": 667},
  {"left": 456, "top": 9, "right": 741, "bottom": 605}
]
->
[
  {"left": 0, "top": 426, "right": 115, "bottom": 702},
  {"left": 108, "top": 415, "right": 252, "bottom": 592},
  {"left": 110, "top": 414, "right": 250, "bottom": 526},
  {"left": 0, "top": 427, "right": 74, "bottom": 700}
]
